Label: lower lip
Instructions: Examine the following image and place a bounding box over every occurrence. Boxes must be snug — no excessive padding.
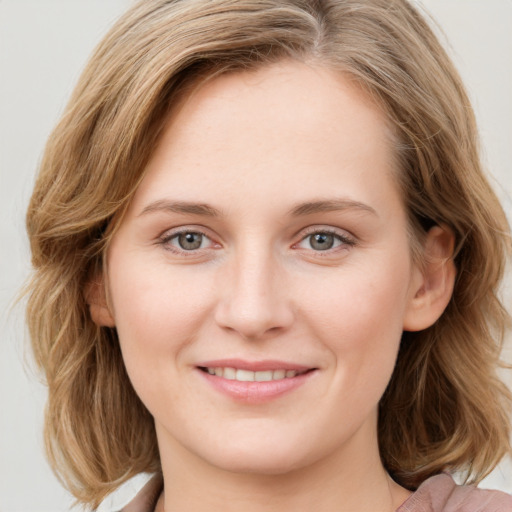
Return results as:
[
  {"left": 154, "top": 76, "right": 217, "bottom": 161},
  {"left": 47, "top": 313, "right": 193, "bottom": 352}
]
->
[{"left": 197, "top": 369, "right": 316, "bottom": 404}]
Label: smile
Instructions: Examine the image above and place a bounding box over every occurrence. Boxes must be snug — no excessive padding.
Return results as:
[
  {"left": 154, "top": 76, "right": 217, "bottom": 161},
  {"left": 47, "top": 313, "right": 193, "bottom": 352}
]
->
[
  {"left": 196, "top": 360, "right": 317, "bottom": 403},
  {"left": 199, "top": 367, "right": 309, "bottom": 381}
]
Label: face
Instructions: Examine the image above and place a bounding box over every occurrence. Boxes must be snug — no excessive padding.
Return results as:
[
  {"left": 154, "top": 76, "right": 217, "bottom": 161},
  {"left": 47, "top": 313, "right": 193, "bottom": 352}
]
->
[{"left": 104, "top": 61, "right": 427, "bottom": 475}]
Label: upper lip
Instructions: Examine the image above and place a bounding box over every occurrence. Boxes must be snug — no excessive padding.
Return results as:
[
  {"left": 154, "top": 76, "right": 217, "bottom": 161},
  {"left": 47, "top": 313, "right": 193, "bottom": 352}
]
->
[{"left": 196, "top": 359, "right": 314, "bottom": 372}]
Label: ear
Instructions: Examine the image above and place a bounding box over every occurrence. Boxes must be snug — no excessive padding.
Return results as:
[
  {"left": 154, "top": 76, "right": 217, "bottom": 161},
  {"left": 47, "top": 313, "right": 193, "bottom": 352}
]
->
[
  {"left": 84, "top": 273, "right": 116, "bottom": 327},
  {"left": 403, "top": 225, "right": 456, "bottom": 332}
]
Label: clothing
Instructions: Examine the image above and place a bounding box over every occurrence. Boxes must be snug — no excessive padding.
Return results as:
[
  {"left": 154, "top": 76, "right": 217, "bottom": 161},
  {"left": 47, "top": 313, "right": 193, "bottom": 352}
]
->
[
  {"left": 97, "top": 472, "right": 512, "bottom": 512},
  {"left": 96, "top": 473, "right": 161, "bottom": 512},
  {"left": 397, "top": 474, "right": 512, "bottom": 512}
]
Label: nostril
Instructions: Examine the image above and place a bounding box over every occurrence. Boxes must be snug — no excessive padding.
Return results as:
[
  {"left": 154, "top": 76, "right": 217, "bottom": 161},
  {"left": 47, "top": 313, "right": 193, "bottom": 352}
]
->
[{"left": 214, "top": 302, "right": 294, "bottom": 340}]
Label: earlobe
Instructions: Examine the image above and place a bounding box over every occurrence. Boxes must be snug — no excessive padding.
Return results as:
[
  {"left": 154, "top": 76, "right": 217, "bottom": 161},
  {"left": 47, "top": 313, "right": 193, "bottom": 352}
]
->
[
  {"left": 403, "top": 225, "right": 456, "bottom": 332},
  {"left": 84, "top": 274, "right": 116, "bottom": 327}
]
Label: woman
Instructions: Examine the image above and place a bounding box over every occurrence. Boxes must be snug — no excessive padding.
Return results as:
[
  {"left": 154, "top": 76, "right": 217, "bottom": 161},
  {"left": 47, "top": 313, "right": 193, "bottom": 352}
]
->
[{"left": 25, "top": 0, "right": 512, "bottom": 510}]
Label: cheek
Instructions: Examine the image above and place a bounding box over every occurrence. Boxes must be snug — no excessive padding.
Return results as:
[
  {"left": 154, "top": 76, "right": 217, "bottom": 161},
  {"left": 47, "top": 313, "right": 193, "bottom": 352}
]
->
[
  {"left": 107, "top": 254, "right": 214, "bottom": 379},
  {"left": 301, "top": 256, "right": 411, "bottom": 339},
  {"left": 298, "top": 255, "right": 411, "bottom": 395}
]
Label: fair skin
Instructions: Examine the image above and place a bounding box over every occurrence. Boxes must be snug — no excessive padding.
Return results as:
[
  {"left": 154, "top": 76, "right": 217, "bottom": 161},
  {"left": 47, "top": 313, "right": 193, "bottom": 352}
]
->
[{"left": 90, "top": 61, "right": 455, "bottom": 511}]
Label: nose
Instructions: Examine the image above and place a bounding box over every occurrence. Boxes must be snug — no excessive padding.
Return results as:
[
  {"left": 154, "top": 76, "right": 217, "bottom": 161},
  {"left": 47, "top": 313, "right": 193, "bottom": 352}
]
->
[{"left": 214, "top": 247, "right": 294, "bottom": 340}]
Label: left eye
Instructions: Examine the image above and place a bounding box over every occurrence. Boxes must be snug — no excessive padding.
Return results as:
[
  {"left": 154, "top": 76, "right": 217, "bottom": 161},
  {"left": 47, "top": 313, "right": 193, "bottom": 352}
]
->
[
  {"left": 167, "top": 231, "right": 210, "bottom": 251},
  {"left": 297, "top": 231, "right": 351, "bottom": 251}
]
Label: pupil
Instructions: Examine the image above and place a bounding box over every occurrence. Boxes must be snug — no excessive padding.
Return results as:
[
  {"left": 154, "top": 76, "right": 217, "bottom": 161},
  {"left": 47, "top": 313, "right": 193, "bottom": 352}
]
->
[
  {"left": 179, "top": 232, "right": 202, "bottom": 250},
  {"left": 311, "top": 233, "right": 334, "bottom": 251}
]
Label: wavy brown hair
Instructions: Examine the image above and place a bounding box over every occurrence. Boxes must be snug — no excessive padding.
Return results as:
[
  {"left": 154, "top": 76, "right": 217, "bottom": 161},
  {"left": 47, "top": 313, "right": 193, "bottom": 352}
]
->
[{"left": 26, "top": 0, "right": 511, "bottom": 508}]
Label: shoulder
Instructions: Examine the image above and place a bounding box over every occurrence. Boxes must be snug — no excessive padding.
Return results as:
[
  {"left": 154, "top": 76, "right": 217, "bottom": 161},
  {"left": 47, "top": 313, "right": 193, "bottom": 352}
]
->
[{"left": 397, "top": 473, "right": 512, "bottom": 512}]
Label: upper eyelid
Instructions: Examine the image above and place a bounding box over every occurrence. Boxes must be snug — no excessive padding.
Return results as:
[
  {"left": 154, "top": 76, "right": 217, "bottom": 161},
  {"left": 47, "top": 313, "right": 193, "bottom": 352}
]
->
[
  {"left": 158, "top": 225, "right": 214, "bottom": 240},
  {"left": 295, "top": 225, "right": 356, "bottom": 241},
  {"left": 156, "top": 224, "right": 356, "bottom": 247},
  {"left": 157, "top": 227, "right": 218, "bottom": 252},
  {"left": 155, "top": 229, "right": 220, "bottom": 259},
  {"left": 293, "top": 226, "right": 358, "bottom": 252}
]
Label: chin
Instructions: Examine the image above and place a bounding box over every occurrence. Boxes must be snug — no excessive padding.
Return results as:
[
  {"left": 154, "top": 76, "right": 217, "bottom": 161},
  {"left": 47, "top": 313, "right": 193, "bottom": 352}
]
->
[
  {"left": 213, "top": 455, "right": 306, "bottom": 476},
  {"left": 196, "top": 436, "right": 315, "bottom": 476}
]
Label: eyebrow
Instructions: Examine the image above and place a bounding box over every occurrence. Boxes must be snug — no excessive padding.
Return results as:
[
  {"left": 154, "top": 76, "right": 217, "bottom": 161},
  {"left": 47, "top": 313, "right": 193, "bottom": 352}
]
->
[
  {"left": 138, "top": 198, "right": 377, "bottom": 218},
  {"left": 288, "top": 199, "right": 378, "bottom": 217},
  {"left": 138, "top": 200, "right": 222, "bottom": 217}
]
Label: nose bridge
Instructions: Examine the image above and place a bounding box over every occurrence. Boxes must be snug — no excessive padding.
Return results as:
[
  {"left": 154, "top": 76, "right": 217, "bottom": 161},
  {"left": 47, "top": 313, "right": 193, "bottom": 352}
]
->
[{"left": 215, "top": 238, "right": 293, "bottom": 339}]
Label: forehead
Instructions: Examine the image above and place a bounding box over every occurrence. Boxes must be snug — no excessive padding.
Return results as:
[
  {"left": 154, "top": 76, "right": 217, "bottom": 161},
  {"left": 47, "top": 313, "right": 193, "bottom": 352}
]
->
[{"left": 129, "top": 60, "right": 401, "bottom": 217}]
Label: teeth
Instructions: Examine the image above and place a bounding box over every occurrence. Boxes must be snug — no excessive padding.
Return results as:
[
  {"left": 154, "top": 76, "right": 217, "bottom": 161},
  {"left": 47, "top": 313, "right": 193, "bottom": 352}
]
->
[
  {"left": 236, "top": 369, "right": 254, "bottom": 382},
  {"left": 223, "top": 367, "right": 236, "bottom": 380},
  {"left": 273, "top": 369, "right": 286, "bottom": 380},
  {"left": 205, "top": 367, "right": 302, "bottom": 381},
  {"left": 255, "top": 371, "right": 272, "bottom": 382}
]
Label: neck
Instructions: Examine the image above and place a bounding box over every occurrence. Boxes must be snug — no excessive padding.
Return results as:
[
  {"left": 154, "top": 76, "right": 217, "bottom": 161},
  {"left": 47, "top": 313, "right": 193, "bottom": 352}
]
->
[{"left": 154, "top": 422, "right": 411, "bottom": 512}]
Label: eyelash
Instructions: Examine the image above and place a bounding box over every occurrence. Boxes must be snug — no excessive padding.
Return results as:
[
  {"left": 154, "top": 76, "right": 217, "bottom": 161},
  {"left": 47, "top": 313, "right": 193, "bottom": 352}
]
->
[
  {"left": 158, "top": 228, "right": 216, "bottom": 256},
  {"left": 157, "top": 227, "right": 356, "bottom": 256},
  {"left": 293, "top": 227, "right": 357, "bottom": 254}
]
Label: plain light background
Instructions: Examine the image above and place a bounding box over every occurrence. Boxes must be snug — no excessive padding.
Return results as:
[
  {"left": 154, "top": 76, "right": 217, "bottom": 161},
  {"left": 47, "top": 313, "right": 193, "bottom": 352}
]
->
[{"left": 1, "top": 1, "right": 511, "bottom": 511}]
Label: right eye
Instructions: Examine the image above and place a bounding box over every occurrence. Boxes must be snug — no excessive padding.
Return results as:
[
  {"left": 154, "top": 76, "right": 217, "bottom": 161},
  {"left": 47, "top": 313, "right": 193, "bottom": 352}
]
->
[
  {"left": 302, "top": 232, "right": 338, "bottom": 251},
  {"left": 159, "top": 229, "right": 215, "bottom": 253},
  {"left": 173, "top": 232, "right": 207, "bottom": 250}
]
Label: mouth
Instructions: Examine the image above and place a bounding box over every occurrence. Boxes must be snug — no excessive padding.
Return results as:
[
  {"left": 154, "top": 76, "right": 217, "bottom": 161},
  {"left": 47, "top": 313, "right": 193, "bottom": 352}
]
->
[
  {"left": 196, "top": 360, "right": 318, "bottom": 403},
  {"left": 197, "top": 366, "right": 313, "bottom": 382}
]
